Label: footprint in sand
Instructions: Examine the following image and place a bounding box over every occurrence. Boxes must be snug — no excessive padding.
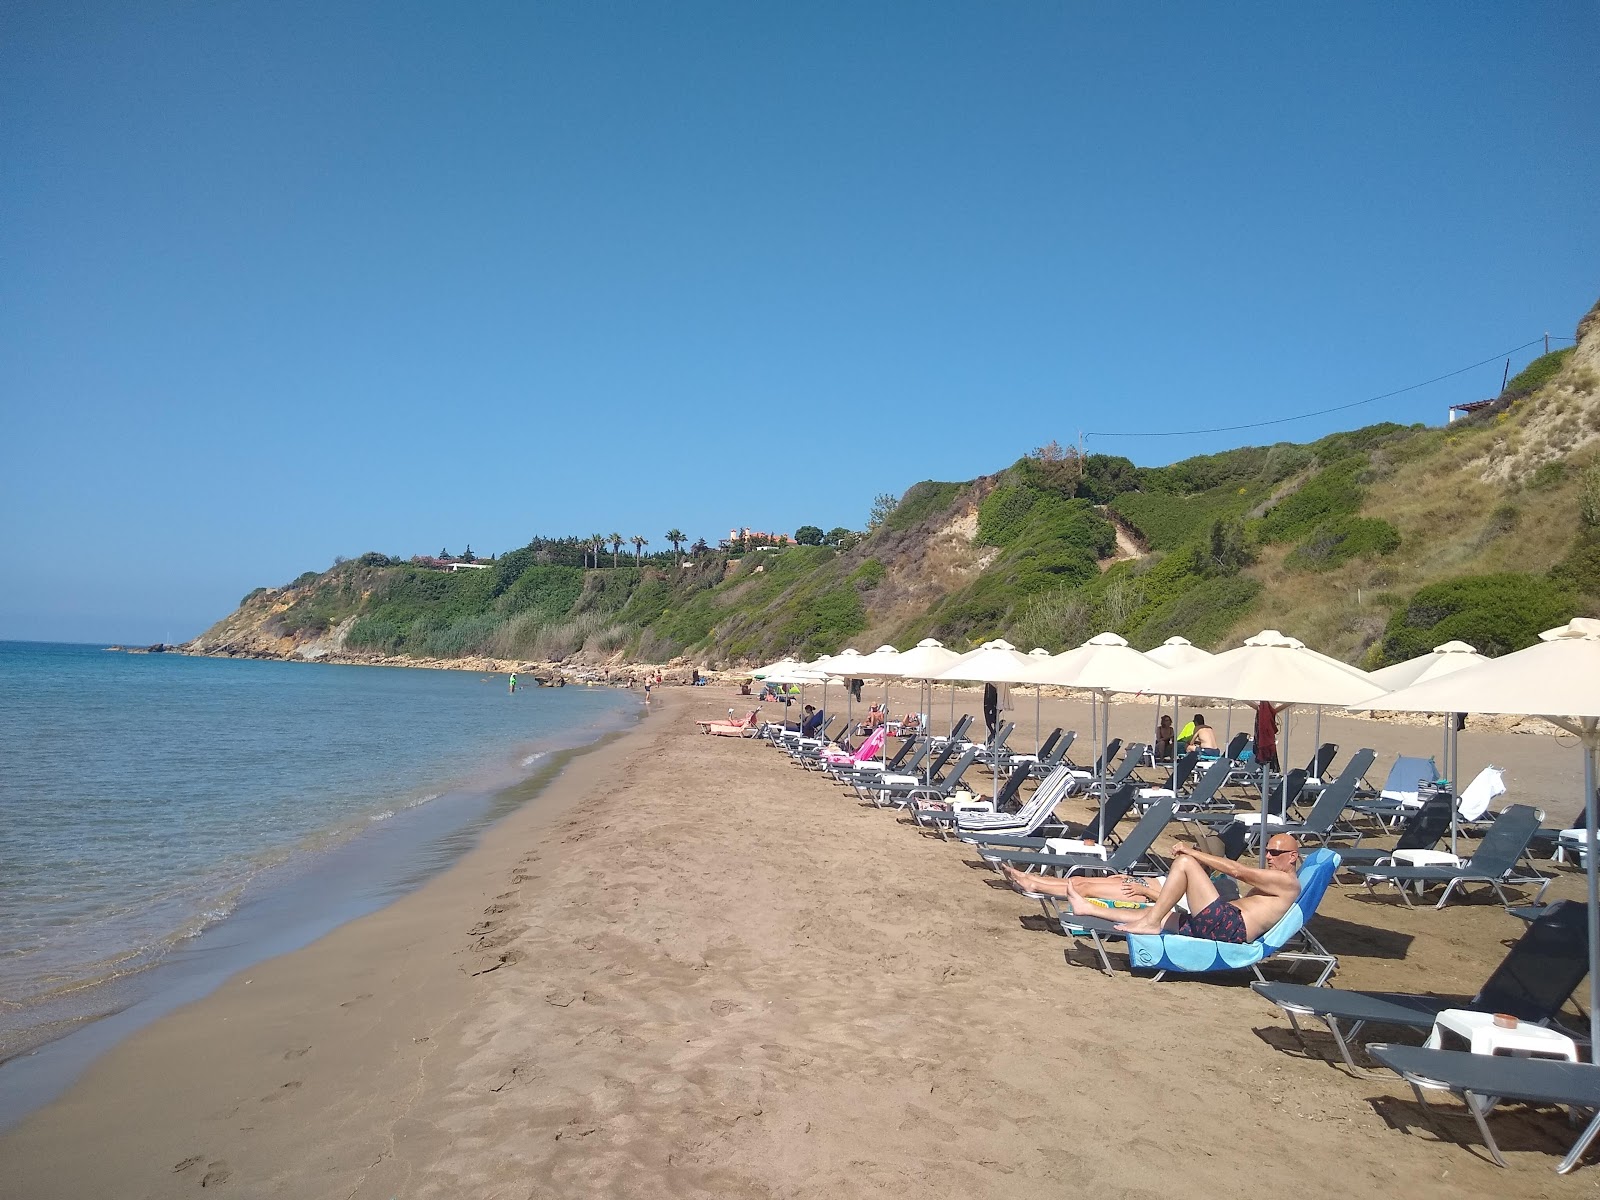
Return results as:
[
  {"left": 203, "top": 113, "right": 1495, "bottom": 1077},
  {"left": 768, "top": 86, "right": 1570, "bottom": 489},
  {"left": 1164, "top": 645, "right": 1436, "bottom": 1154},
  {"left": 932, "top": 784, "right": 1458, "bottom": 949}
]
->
[
  {"left": 282, "top": 1046, "right": 310, "bottom": 1060},
  {"left": 200, "top": 1160, "right": 232, "bottom": 1186},
  {"left": 173, "top": 1156, "right": 203, "bottom": 1173},
  {"left": 339, "top": 993, "right": 373, "bottom": 1008},
  {"left": 260, "top": 1081, "right": 301, "bottom": 1102}
]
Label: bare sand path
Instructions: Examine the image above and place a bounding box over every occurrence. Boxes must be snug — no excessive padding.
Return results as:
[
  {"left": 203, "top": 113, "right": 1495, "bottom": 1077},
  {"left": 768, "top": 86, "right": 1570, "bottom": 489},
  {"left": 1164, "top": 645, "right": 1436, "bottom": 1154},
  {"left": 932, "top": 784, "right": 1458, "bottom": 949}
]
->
[{"left": 1, "top": 687, "right": 1592, "bottom": 1198}]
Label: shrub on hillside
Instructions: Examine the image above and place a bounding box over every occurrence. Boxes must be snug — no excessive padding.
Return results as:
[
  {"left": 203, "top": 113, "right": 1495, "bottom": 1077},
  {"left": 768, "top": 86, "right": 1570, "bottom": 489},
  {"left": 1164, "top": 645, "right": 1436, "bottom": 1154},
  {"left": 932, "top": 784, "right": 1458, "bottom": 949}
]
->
[
  {"left": 1377, "top": 573, "right": 1576, "bottom": 663},
  {"left": 1129, "top": 576, "right": 1263, "bottom": 650},
  {"left": 1257, "top": 459, "right": 1365, "bottom": 543},
  {"left": 1503, "top": 347, "right": 1574, "bottom": 398},
  {"left": 1286, "top": 516, "right": 1400, "bottom": 571},
  {"left": 882, "top": 481, "right": 963, "bottom": 531}
]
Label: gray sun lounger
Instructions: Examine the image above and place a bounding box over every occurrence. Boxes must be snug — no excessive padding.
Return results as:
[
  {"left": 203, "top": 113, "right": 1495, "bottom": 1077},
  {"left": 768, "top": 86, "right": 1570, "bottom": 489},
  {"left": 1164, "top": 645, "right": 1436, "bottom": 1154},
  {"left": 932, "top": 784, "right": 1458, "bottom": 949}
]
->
[
  {"left": 963, "top": 780, "right": 1137, "bottom": 852},
  {"left": 1370, "top": 1044, "right": 1600, "bottom": 1173},
  {"left": 1252, "top": 898, "right": 1588, "bottom": 1075},
  {"left": 988, "top": 798, "right": 1178, "bottom": 920},
  {"left": 1343, "top": 804, "right": 1552, "bottom": 910},
  {"left": 1336, "top": 788, "right": 1455, "bottom": 866}
]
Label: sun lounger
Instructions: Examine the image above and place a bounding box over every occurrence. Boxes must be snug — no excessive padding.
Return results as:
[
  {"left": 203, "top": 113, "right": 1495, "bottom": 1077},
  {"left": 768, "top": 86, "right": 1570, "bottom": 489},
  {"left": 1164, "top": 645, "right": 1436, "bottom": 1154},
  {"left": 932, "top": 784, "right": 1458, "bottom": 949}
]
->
[
  {"left": 986, "top": 798, "right": 1178, "bottom": 919},
  {"left": 1344, "top": 804, "right": 1551, "bottom": 910},
  {"left": 701, "top": 708, "right": 760, "bottom": 736},
  {"left": 962, "top": 778, "right": 1135, "bottom": 851},
  {"left": 1062, "top": 848, "right": 1342, "bottom": 984},
  {"left": 911, "top": 761, "right": 1033, "bottom": 834},
  {"left": 1350, "top": 754, "right": 1440, "bottom": 823},
  {"left": 1335, "top": 788, "right": 1454, "bottom": 867},
  {"left": 1252, "top": 899, "right": 1588, "bottom": 1075},
  {"left": 1225, "top": 750, "right": 1375, "bottom": 851},
  {"left": 1369, "top": 1045, "right": 1600, "bottom": 1173},
  {"left": 869, "top": 746, "right": 980, "bottom": 808},
  {"left": 924, "top": 763, "right": 1077, "bottom": 841}
]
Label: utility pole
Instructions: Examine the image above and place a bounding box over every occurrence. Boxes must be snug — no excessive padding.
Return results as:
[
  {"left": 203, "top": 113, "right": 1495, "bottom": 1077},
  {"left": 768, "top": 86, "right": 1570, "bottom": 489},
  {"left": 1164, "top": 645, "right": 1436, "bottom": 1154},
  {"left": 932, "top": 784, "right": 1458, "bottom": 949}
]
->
[{"left": 1502, "top": 358, "right": 1511, "bottom": 393}]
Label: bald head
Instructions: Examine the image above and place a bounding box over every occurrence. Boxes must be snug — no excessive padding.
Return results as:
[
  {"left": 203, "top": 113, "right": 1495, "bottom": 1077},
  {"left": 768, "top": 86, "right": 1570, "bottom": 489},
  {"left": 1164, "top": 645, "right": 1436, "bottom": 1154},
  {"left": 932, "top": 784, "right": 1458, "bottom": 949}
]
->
[{"left": 1264, "top": 833, "right": 1301, "bottom": 872}]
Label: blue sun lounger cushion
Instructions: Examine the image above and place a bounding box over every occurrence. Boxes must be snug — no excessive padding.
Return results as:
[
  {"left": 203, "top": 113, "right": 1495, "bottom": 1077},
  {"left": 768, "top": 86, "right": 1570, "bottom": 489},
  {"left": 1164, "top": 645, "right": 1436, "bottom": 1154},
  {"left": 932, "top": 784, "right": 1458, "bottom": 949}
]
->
[{"left": 1125, "top": 848, "right": 1342, "bottom": 982}]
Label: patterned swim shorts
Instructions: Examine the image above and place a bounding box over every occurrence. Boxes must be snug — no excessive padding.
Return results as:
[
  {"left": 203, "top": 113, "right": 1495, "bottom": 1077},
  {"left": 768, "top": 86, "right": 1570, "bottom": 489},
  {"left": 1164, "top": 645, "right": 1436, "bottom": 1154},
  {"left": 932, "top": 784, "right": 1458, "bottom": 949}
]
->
[{"left": 1179, "top": 897, "right": 1249, "bottom": 943}]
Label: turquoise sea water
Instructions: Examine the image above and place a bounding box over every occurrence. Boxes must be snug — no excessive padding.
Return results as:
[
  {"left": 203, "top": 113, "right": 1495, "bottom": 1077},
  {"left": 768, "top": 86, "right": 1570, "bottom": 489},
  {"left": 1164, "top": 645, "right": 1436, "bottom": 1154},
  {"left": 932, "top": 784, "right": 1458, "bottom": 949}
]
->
[{"left": 0, "top": 642, "right": 639, "bottom": 1086}]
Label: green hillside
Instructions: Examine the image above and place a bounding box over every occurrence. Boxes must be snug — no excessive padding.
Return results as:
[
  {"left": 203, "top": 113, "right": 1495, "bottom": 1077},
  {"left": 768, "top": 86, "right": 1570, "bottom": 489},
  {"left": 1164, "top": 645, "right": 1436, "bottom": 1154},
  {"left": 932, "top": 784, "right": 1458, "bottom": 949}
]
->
[{"left": 193, "top": 299, "right": 1600, "bottom": 668}]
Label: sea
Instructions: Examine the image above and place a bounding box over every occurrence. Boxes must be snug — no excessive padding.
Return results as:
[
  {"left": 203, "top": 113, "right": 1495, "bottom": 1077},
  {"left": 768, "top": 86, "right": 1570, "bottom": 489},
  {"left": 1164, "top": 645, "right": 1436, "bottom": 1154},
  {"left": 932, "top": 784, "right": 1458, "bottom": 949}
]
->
[{"left": 0, "top": 641, "right": 641, "bottom": 1127}]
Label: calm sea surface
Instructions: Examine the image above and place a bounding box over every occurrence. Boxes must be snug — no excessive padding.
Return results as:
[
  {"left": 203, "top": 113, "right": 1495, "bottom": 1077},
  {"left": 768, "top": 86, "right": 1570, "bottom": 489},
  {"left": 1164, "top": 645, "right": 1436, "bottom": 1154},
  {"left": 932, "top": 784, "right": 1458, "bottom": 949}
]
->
[{"left": 0, "top": 641, "right": 639, "bottom": 1117}]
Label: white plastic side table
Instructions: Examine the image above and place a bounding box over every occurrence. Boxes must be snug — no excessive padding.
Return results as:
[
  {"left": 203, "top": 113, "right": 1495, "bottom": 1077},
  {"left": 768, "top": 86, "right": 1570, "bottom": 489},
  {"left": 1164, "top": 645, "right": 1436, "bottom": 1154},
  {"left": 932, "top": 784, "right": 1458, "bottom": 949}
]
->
[
  {"left": 1391, "top": 849, "right": 1465, "bottom": 869},
  {"left": 1045, "top": 838, "right": 1109, "bottom": 860},
  {"left": 1425, "top": 1009, "right": 1579, "bottom": 1061}
]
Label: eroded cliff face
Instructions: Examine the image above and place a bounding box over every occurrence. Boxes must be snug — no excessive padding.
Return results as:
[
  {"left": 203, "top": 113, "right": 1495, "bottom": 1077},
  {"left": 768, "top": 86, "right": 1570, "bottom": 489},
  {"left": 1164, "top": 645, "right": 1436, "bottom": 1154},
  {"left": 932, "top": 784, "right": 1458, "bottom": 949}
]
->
[{"left": 187, "top": 590, "right": 349, "bottom": 660}]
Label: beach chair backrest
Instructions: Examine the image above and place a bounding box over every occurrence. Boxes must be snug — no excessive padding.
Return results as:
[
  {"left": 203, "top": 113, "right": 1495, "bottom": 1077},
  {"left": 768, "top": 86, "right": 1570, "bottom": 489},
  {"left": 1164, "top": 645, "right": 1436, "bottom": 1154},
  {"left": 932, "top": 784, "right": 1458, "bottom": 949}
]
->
[
  {"left": 924, "top": 736, "right": 962, "bottom": 778},
  {"left": 993, "top": 762, "right": 1033, "bottom": 810},
  {"left": 1306, "top": 743, "right": 1338, "bottom": 780},
  {"left": 1184, "top": 758, "right": 1231, "bottom": 808},
  {"left": 1265, "top": 770, "right": 1307, "bottom": 818},
  {"left": 1037, "top": 728, "right": 1062, "bottom": 759},
  {"left": 881, "top": 735, "right": 917, "bottom": 772},
  {"left": 1465, "top": 804, "right": 1541, "bottom": 874},
  {"left": 1380, "top": 754, "right": 1439, "bottom": 806},
  {"left": 1260, "top": 849, "right": 1341, "bottom": 952},
  {"left": 1006, "top": 765, "right": 1071, "bottom": 829},
  {"left": 1091, "top": 738, "right": 1124, "bottom": 776},
  {"left": 1170, "top": 751, "right": 1199, "bottom": 793},
  {"left": 1394, "top": 790, "right": 1454, "bottom": 852},
  {"left": 1295, "top": 749, "right": 1375, "bottom": 831},
  {"left": 990, "top": 722, "right": 1015, "bottom": 752},
  {"left": 1224, "top": 732, "right": 1250, "bottom": 762},
  {"left": 941, "top": 747, "right": 981, "bottom": 792},
  {"left": 1106, "top": 744, "right": 1148, "bottom": 788},
  {"left": 1083, "top": 783, "right": 1138, "bottom": 843},
  {"left": 1106, "top": 798, "right": 1176, "bottom": 872},
  {"left": 1475, "top": 899, "right": 1590, "bottom": 1021},
  {"left": 947, "top": 714, "right": 974, "bottom": 743},
  {"left": 852, "top": 727, "right": 888, "bottom": 762},
  {"left": 1458, "top": 766, "right": 1507, "bottom": 822}
]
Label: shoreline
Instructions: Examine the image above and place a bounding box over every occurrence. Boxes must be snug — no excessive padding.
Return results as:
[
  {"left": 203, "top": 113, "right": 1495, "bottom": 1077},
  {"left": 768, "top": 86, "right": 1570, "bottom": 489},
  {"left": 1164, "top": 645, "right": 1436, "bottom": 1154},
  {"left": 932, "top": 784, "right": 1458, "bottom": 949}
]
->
[{"left": 2, "top": 686, "right": 1590, "bottom": 1197}]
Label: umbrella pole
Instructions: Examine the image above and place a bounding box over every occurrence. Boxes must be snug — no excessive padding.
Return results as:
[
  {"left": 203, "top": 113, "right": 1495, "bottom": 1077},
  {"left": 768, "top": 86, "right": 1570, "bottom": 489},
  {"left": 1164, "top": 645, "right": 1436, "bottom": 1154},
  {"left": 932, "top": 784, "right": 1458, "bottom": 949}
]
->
[
  {"left": 1035, "top": 686, "right": 1041, "bottom": 752},
  {"left": 1101, "top": 690, "right": 1112, "bottom": 839},
  {"left": 1172, "top": 693, "right": 1180, "bottom": 790},
  {"left": 1448, "top": 717, "right": 1459, "bottom": 858},
  {"left": 1585, "top": 725, "right": 1598, "bottom": 1064}
]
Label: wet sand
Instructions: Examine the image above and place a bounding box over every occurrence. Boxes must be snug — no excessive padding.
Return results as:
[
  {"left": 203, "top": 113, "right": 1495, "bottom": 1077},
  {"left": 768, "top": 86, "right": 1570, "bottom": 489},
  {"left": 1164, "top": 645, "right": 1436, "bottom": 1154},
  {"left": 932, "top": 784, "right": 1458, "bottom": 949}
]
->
[{"left": 1, "top": 686, "right": 1593, "bottom": 1198}]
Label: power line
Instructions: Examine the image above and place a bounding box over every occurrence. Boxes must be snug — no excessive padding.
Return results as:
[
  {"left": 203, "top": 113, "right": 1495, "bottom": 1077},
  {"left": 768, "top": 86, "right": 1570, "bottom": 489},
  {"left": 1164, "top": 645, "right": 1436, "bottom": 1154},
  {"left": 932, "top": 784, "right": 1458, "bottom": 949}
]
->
[{"left": 1086, "top": 335, "right": 1575, "bottom": 440}]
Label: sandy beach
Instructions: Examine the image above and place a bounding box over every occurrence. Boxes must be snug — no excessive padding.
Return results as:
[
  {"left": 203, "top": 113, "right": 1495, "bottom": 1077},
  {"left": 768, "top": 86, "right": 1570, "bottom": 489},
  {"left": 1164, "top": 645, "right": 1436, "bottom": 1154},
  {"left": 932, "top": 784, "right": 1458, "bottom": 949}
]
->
[{"left": 2, "top": 685, "right": 1594, "bottom": 1198}]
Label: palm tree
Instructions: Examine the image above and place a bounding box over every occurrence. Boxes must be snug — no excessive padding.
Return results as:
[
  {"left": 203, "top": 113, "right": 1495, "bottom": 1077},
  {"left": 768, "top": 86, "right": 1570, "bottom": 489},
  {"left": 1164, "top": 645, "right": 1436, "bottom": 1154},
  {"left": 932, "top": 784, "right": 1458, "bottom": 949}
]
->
[
  {"left": 590, "top": 533, "right": 606, "bottom": 569},
  {"left": 609, "top": 532, "right": 623, "bottom": 567},
  {"left": 666, "top": 528, "right": 685, "bottom": 567},
  {"left": 631, "top": 534, "right": 648, "bottom": 564}
]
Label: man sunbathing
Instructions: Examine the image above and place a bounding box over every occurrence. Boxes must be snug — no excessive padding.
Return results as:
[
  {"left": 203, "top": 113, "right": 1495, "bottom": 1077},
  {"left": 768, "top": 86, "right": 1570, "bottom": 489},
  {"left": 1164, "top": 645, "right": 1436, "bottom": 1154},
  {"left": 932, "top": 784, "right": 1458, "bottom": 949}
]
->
[{"left": 998, "top": 833, "right": 1303, "bottom": 944}]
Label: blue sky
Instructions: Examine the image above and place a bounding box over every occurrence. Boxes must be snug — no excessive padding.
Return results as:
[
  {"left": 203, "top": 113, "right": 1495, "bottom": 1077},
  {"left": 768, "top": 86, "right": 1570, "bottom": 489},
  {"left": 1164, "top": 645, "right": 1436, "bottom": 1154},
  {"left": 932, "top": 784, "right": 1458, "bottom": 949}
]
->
[{"left": 3, "top": 2, "right": 1596, "bottom": 643}]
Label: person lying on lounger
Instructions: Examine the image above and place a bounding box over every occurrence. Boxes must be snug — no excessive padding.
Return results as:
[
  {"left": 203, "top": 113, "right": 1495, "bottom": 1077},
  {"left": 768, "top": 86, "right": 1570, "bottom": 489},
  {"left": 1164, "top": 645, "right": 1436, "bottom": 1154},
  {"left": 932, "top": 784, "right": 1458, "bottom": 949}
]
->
[{"left": 998, "top": 834, "right": 1303, "bottom": 944}]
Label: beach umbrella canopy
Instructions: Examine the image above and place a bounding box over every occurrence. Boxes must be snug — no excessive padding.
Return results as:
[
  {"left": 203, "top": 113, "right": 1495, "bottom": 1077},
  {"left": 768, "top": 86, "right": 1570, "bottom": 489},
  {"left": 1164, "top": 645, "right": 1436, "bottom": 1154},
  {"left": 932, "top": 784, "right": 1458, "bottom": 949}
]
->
[
  {"left": 811, "top": 647, "right": 867, "bottom": 675},
  {"left": 850, "top": 645, "right": 903, "bottom": 678},
  {"left": 1144, "top": 636, "right": 1213, "bottom": 670},
  {"left": 1157, "top": 630, "right": 1385, "bottom": 709},
  {"left": 1023, "top": 633, "right": 1167, "bottom": 828},
  {"left": 886, "top": 638, "right": 962, "bottom": 680},
  {"left": 1367, "top": 639, "right": 1484, "bottom": 692},
  {"left": 1159, "top": 630, "right": 1386, "bottom": 862},
  {"left": 750, "top": 657, "right": 804, "bottom": 678},
  {"left": 932, "top": 639, "right": 1038, "bottom": 684},
  {"left": 1352, "top": 617, "right": 1600, "bottom": 1062},
  {"left": 1023, "top": 632, "right": 1166, "bottom": 694}
]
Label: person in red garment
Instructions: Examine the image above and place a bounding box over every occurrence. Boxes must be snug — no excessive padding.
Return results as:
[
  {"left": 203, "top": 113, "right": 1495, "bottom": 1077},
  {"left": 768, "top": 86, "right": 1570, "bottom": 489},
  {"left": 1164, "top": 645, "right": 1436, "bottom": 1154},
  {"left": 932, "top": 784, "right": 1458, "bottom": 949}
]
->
[{"left": 1254, "top": 701, "right": 1283, "bottom": 773}]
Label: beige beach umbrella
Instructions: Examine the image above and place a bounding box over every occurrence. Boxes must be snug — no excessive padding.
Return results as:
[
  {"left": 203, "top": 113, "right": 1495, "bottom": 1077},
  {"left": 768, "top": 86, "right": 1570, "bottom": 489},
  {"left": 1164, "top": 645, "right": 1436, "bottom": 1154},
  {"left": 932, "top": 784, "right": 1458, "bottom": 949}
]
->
[
  {"left": 1145, "top": 638, "right": 1215, "bottom": 783},
  {"left": 1159, "top": 630, "right": 1387, "bottom": 862},
  {"left": 843, "top": 645, "right": 902, "bottom": 764},
  {"left": 879, "top": 638, "right": 964, "bottom": 779},
  {"left": 1024, "top": 633, "right": 1168, "bottom": 826},
  {"left": 1350, "top": 617, "right": 1600, "bottom": 1061},
  {"left": 1369, "top": 640, "right": 1485, "bottom": 802},
  {"left": 933, "top": 639, "right": 1040, "bottom": 797},
  {"left": 750, "top": 657, "right": 803, "bottom": 678},
  {"left": 1145, "top": 636, "right": 1213, "bottom": 669},
  {"left": 813, "top": 647, "right": 868, "bottom": 727}
]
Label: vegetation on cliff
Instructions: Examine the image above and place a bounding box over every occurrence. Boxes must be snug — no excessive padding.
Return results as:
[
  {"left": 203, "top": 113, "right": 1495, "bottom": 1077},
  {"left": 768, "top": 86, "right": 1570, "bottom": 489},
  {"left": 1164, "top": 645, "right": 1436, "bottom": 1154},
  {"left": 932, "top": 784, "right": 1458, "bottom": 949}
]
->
[{"left": 195, "top": 299, "right": 1600, "bottom": 668}]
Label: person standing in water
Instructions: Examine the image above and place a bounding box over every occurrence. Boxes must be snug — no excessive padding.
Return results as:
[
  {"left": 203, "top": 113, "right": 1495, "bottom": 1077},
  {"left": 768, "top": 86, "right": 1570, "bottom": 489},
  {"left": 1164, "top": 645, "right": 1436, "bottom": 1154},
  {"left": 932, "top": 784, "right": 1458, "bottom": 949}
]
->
[{"left": 509, "top": 672, "right": 518, "bottom": 694}]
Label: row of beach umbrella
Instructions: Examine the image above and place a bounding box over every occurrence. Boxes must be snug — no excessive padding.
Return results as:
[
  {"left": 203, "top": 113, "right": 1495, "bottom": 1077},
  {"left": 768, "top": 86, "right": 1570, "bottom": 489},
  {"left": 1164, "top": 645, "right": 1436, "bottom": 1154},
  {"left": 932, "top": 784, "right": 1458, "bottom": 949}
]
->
[{"left": 749, "top": 618, "right": 1600, "bottom": 1063}]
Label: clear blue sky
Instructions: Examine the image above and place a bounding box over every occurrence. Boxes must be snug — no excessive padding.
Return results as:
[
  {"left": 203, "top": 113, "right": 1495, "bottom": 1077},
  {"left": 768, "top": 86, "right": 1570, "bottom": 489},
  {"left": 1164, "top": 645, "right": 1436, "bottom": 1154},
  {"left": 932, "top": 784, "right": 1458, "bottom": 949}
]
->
[{"left": 3, "top": 2, "right": 1596, "bottom": 643}]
